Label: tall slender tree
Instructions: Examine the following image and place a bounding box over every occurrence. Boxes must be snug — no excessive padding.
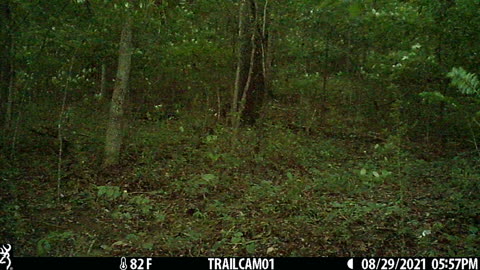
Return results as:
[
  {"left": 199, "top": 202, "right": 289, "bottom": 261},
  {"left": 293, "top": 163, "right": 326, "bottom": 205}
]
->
[
  {"left": 104, "top": 14, "right": 133, "bottom": 167},
  {"left": 231, "top": 0, "right": 268, "bottom": 127}
]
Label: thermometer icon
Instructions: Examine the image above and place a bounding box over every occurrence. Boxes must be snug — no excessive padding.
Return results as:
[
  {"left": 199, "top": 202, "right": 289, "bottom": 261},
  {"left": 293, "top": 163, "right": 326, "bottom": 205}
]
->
[{"left": 120, "top": 257, "right": 127, "bottom": 270}]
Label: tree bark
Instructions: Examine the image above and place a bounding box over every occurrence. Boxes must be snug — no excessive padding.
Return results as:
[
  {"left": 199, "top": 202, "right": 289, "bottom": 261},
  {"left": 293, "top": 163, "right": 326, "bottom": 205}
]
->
[
  {"left": 231, "top": 0, "right": 267, "bottom": 127},
  {"left": 104, "top": 16, "right": 133, "bottom": 167},
  {"left": 231, "top": 0, "right": 247, "bottom": 127}
]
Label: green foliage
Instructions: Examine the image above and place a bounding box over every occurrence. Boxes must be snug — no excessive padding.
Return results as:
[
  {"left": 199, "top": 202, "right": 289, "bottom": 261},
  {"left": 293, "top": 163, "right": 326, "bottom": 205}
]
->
[
  {"left": 97, "top": 186, "right": 124, "bottom": 201},
  {"left": 447, "top": 67, "right": 479, "bottom": 97},
  {"left": 419, "top": 91, "right": 452, "bottom": 105},
  {"left": 128, "top": 195, "right": 152, "bottom": 215},
  {"left": 2, "top": 0, "right": 480, "bottom": 258},
  {"left": 37, "top": 231, "right": 75, "bottom": 256}
]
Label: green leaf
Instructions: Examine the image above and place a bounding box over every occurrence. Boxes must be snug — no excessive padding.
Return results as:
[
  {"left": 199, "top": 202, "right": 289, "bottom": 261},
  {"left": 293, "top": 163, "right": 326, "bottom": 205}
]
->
[
  {"left": 201, "top": 174, "right": 216, "bottom": 181},
  {"left": 37, "top": 239, "right": 51, "bottom": 256},
  {"left": 360, "top": 168, "right": 367, "bottom": 176},
  {"left": 142, "top": 242, "right": 154, "bottom": 250},
  {"left": 206, "top": 152, "right": 221, "bottom": 161},
  {"left": 246, "top": 243, "right": 256, "bottom": 254},
  {"left": 205, "top": 135, "right": 218, "bottom": 143},
  {"left": 231, "top": 236, "right": 243, "bottom": 244},
  {"left": 100, "top": 244, "right": 111, "bottom": 251},
  {"left": 211, "top": 240, "right": 224, "bottom": 252},
  {"left": 331, "top": 202, "right": 344, "bottom": 208},
  {"left": 419, "top": 91, "right": 447, "bottom": 104},
  {"left": 112, "top": 240, "right": 127, "bottom": 247},
  {"left": 372, "top": 171, "right": 380, "bottom": 177},
  {"left": 155, "top": 212, "right": 166, "bottom": 222},
  {"left": 381, "top": 170, "right": 392, "bottom": 177},
  {"left": 231, "top": 232, "right": 243, "bottom": 244},
  {"left": 126, "top": 234, "right": 139, "bottom": 241},
  {"left": 447, "top": 67, "right": 479, "bottom": 96}
]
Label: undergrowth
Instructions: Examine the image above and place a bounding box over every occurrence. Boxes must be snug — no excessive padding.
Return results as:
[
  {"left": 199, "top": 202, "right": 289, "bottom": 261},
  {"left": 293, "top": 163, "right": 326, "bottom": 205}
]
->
[{"left": 0, "top": 96, "right": 479, "bottom": 257}]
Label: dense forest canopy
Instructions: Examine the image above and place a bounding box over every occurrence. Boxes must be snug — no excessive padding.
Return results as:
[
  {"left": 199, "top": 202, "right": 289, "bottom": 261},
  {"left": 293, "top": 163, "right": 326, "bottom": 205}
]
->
[{"left": 1, "top": 0, "right": 479, "bottom": 257}]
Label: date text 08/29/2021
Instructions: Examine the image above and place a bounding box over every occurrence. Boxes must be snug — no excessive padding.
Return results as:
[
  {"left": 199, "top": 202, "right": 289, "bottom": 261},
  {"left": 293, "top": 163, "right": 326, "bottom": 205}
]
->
[{"left": 360, "top": 258, "right": 478, "bottom": 270}]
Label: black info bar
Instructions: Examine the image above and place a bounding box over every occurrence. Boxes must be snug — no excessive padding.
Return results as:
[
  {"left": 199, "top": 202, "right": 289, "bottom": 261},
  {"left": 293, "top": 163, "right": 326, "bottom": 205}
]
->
[{"left": 8, "top": 257, "right": 479, "bottom": 270}]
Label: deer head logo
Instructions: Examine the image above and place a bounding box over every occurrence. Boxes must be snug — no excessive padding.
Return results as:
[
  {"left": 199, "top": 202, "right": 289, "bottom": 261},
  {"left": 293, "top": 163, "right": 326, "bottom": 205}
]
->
[{"left": 0, "top": 245, "right": 11, "bottom": 270}]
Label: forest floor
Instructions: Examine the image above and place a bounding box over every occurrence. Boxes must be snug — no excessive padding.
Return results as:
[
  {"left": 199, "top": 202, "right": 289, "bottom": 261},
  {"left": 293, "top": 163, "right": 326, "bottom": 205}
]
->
[{"left": 1, "top": 98, "right": 479, "bottom": 257}]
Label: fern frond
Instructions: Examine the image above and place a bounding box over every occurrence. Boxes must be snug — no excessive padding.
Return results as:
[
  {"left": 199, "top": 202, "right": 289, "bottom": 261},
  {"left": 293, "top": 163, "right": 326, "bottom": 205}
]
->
[{"left": 447, "top": 67, "right": 480, "bottom": 96}]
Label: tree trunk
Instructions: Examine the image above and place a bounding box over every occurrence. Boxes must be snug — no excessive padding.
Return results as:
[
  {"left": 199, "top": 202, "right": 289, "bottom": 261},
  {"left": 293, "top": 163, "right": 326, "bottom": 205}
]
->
[
  {"left": 104, "top": 16, "right": 133, "bottom": 167},
  {"left": 231, "top": 0, "right": 267, "bottom": 127},
  {"left": 231, "top": 0, "right": 247, "bottom": 127}
]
